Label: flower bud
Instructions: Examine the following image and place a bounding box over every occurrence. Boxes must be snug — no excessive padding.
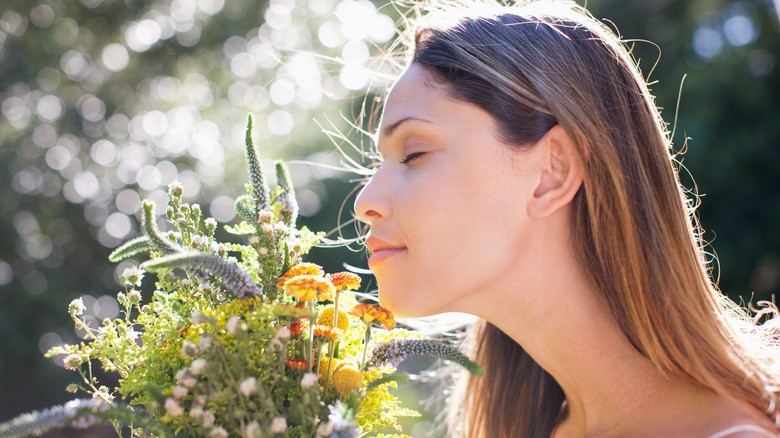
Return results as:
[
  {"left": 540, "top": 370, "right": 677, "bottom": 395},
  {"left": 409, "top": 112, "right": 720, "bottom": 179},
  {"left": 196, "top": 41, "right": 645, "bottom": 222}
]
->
[
  {"left": 127, "top": 289, "right": 141, "bottom": 305},
  {"left": 164, "top": 398, "right": 184, "bottom": 416},
  {"left": 168, "top": 181, "right": 184, "bottom": 199},
  {"left": 172, "top": 385, "right": 188, "bottom": 399},
  {"left": 226, "top": 315, "right": 241, "bottom": 335},
  {"left": 270, "top": 417, "right": 288, "bottom": 434},
  {"left": 204, "top": 218, "right": 217, "bottom": 234},
  {"left": 181, "top": 340, "right": 198, "bottom": 358},
  {"left": 300, "top": 373, "right": 317, "bottom": 390},
  {"left": 69, "top": 298, "right": 85, "bottom": 317},
  {"left": 63, "top": 354, "right": 83, "bottom": 371},
  {"left": 190, "top": 358, "right": 208, "bottom": 376},
  {"left": 239, "top": 377, "right": 257, "bottom": 398}
]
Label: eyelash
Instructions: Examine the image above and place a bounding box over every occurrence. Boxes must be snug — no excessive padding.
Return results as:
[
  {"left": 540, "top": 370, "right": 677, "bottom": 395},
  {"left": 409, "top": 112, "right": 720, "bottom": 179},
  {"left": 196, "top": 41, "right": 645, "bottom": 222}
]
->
[{"left": 400, "top": 152, "right": 425, "bottom": 165}]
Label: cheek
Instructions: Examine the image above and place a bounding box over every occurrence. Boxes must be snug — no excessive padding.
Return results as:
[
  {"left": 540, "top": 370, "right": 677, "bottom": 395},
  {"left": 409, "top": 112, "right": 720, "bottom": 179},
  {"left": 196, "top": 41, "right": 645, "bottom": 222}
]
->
[{"left": 378, "top": 183, "right": 525, "bottom": 317}]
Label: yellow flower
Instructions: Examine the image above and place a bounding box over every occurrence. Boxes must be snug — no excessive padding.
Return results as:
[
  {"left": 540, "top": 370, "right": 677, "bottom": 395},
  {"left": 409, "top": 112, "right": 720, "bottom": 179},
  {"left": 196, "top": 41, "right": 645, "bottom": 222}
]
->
[
  {"left": 349, "top": 303, "right": 396, "bottom": 330},
  {"left": 327, "top": 272, "right": 361, "bottom": 292},
  {"left": 318, "top": 357, "right": 335, "bottom": 385},
  {"left": 332, "top": 361, "right": 363, "bottom": 395},
  {"left": 284, "top": 275, "right": 335, "bottom": 302},
  {"left": 317, "top": 306, "right": 350, "bottom": 332},
  {"left": 277, "top": 263, "right": 325, "bottom": 290}
]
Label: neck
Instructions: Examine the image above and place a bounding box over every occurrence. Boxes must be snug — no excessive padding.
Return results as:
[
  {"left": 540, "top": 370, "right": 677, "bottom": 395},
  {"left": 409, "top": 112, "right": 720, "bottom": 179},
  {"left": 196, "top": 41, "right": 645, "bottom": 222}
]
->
[{"left": 455, "top": 211, "right": 716, "bottom": 436}]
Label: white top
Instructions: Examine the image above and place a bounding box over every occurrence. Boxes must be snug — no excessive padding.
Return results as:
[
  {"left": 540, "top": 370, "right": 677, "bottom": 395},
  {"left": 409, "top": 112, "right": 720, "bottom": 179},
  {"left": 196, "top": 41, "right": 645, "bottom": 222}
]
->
[{"left": 708, "top": 425, "right": 778, "bottom": 438}]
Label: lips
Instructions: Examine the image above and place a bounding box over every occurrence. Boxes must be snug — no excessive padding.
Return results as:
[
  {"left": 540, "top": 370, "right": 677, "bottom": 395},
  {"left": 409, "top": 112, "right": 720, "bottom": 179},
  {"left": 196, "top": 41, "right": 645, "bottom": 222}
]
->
[{"left": 365, "top": 236, "right": 405, "bottom": 267}]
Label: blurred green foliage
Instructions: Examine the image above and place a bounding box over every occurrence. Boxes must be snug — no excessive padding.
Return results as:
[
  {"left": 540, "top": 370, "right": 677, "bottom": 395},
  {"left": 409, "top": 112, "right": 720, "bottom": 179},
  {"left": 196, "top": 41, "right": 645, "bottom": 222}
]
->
[{"left": 0, "top": 0, "right": 777, "bottom": 436}]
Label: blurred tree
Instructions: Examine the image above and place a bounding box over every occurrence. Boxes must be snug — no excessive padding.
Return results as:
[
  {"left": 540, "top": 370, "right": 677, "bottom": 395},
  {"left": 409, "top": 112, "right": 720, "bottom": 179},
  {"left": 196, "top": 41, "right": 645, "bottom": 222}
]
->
[
  {"left": 585, "top": 0, "right": 780, "bottom": 302},
  {"left": 0, "top": 0, "right": 396, "bottom": 432},
  {"left": 0, "top": 0, "right": 778, "bottom": 436}
]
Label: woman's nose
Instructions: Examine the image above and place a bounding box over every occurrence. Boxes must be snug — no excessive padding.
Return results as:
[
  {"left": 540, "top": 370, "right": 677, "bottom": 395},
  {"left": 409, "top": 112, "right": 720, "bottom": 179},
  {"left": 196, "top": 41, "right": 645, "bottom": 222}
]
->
[{"left": 354, "top": 172, "right": 391, "bottom": 224}]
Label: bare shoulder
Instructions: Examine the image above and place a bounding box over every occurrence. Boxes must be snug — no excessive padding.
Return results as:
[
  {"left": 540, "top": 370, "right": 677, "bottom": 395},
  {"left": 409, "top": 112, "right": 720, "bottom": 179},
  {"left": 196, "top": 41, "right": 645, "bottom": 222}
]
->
[
  {"left": 704, "top": 399, "right": 778, "bottom": 438},
  {"left": 681, "top": 396, "right": 778, "bottom": 438},
  {"left": 706, "top": 424, "right": 779, "bottom": 438}
]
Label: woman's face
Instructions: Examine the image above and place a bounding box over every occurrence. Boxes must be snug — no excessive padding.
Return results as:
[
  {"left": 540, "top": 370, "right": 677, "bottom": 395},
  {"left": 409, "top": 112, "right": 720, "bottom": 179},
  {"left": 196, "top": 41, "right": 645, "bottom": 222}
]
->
[{"left": 354, "top": 64, "right": 541, "bottom": 318}]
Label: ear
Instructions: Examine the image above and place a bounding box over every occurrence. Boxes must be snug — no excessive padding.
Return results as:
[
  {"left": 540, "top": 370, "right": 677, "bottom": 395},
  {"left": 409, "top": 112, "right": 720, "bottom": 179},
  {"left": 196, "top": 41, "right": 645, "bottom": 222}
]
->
[{"left": 528, "top": 125, "right": 584, "bottom": 218}]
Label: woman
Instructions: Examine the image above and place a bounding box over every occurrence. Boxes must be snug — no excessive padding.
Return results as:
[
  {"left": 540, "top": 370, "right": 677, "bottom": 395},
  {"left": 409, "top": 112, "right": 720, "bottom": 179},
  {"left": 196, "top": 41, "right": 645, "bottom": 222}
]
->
[{"left": 353, "top": 0, "right": 780, "bottom": 437}]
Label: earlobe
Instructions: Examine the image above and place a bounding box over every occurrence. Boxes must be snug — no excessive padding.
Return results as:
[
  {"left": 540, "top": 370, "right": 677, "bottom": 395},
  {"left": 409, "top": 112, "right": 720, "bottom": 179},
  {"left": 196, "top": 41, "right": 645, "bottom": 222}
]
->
[{"left": 528, "top": 125, "right": 585, "bottom": 218}]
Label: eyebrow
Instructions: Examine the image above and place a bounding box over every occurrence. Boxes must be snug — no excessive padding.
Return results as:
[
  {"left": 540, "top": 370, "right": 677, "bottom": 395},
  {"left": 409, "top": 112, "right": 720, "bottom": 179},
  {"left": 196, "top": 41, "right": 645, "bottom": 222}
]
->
[{"left": 382, "top": 116, "right": 432, "bottom": 137}]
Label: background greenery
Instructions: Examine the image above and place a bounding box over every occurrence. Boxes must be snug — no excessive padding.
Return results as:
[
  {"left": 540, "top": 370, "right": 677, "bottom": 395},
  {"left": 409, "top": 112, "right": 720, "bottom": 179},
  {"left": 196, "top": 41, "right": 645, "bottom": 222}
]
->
[{"left": 0, "top": 0, "right": 777, "bottom": 436}]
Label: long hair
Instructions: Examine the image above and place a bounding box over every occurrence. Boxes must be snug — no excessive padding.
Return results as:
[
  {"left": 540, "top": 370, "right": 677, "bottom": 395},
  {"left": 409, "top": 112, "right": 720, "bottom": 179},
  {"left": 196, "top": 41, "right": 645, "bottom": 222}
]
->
[{"left": 392, "top": 1, "right": 780, "bottom": 436}]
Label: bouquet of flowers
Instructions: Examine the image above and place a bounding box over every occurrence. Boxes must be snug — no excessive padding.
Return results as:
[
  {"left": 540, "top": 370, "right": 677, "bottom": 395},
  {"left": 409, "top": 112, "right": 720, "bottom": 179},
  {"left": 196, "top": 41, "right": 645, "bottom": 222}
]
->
[{"left": 0, "top": 115, "right": 482, "bottom": 438}]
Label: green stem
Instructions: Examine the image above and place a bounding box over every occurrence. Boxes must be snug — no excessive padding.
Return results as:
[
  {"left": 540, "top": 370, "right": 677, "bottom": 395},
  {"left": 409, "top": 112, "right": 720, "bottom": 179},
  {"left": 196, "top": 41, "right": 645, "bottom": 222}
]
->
[
  {"left": 307, "top": 302, "right": 315, "bottom": 372},
  {"left": 360, "top": 324, "right": 371, "bottom": 372}
]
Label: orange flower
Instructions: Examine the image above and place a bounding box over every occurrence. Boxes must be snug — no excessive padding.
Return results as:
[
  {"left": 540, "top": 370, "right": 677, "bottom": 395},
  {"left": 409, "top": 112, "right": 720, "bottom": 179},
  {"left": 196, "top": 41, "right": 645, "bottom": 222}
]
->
[
  {"left": 312, "top": 325, "right": 344, "bottom": 341},
  {"left": 285, "top": 358, "right": 308, "bottom": 370},
  {"left": 289, "top": 320, "right": 308, "bottom": 337},
  {"left": 284, "top": 275, "right": 336, "bottom": 302},
  {"left": 327, "top": 272, "right": 361, "bottom": 292},
  {"left": 349, "top": 303, "right": 396, "bottom": 330},
  {"left": 277, "top": 263, "right": 325, "bottom": 290}
]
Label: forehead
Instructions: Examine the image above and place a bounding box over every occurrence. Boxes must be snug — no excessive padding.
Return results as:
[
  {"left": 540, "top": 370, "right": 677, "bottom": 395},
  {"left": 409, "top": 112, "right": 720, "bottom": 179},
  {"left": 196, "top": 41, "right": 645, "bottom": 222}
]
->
[{"left": 378, "top": 64, "right": 449, "bottom": 134}]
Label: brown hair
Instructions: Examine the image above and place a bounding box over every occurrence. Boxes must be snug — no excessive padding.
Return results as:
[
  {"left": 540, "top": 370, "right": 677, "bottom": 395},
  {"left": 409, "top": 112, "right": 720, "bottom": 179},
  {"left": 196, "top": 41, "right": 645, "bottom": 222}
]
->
[{"left": 393, "top": 1, "right": 780, "bottom": 436}]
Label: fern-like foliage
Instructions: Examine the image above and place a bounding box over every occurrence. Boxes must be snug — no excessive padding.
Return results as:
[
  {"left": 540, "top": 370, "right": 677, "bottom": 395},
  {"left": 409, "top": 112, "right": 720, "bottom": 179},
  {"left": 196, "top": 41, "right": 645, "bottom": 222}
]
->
[
  {"left": 0, "top": 400, "right": 169, "bottom": 438},
  {"left": 275, "top": 161, "right": 298, "bottom": 227},
  {"left": 141, "top": 200, "right": 182, "bottom": 255},
  {"left": 108, "top": 235, "right": 154, "bottom": 263},
  {"left": 244, "top": 114, "right": 271, "bottom": 219},
  {"left": 234, "top": 194, "right": 258, "bottom": 225},
  {"left": 141, "top": 251, "right": 262, "bottom": 299},
  {"left": 371, "top": 339, "right": 485, "bottom": 376}
]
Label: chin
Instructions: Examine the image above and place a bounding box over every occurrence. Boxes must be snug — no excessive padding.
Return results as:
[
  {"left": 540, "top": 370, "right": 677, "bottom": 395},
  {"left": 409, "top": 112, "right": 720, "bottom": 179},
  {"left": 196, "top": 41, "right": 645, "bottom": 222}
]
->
[{"left": 378, "top": 285, "right": 438, "bottom": 319}]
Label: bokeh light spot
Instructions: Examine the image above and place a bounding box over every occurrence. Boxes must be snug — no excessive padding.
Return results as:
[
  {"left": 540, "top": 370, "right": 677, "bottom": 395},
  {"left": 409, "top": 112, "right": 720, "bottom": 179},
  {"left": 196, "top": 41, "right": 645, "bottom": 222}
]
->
[
  {"left": 209, "top": 195, "right": 236, "bottom": 222},
  {"left": 265, "top": 4, "right": 292, "bottom": 30},
  {"left": 723, "top": 14, "right": 756, "bottom": 47},
  {"left": 46, "top": 145, "right": 73, "bottom": 171},
  {"left": 105, "top": 213, "right": 132, "bottom": 239},
  {"left": 72, "top": 171, "right": 100, "bottom": 199},
  {"left": 101, "top": 43, "right": 130, "bottom": 71},
  {"left": 339, "top": 64, "right": 369, "bottom": 90},
  {"left": 79, "top": 95, "right": 107, "bottom": 122},
  {"left": 91, "top": 139, "right": 119, "bottom": 166},
  {"left": 317, "top": 20, "right": 343, "bottom": 48},
  {"left": 30, "top": 5, "right": 55, "bottom": 29},
  {"left": 692, "top": 26, "right": 723, "bottom": 60},
  {"left": 198, "top": 0, "right": 225, "bottom": 16},
  {"left": 143, "top": 110, "right": 169, "bottom": 137},
  {"left": 33, "top": 124, "right": 58, "bottom": 148},
  {"left": 96, "top": 295, "right": 120, "bottom": 320},
  {"left": 137, "top": 165, "right": 162, "bottom": 190},
  {"left": 38, "top": 332, "right": 63, "bottom": 355},
  {"left": 23, "top": 270, "right": 47, "bottom": 295},
  {"left": 269, "top": 78, "right": 296, "bottom": 106},
  {"left": 60, "top": 50, "right": 91, "bottom": 81},
  {"left": 230, "top": 52, "right": 257, "bottom": 79},
  {"left": 116, "top": 189, "right": 142, "bottom": 214},
  {"left": 126, "top": 19, "right": 162, "bottom": 52},
  {"left": 267, "top": 109, "right": 294, "bottom": 136},
  {"left": 0, "top": 260, "right": 12, "bottom": 286}
]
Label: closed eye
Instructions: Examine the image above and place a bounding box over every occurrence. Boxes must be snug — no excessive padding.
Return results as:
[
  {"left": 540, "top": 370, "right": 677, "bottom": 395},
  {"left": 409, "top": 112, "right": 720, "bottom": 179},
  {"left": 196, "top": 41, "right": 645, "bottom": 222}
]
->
[{"left": 400, "top": 152, "right": 426, "bottom": 165}]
